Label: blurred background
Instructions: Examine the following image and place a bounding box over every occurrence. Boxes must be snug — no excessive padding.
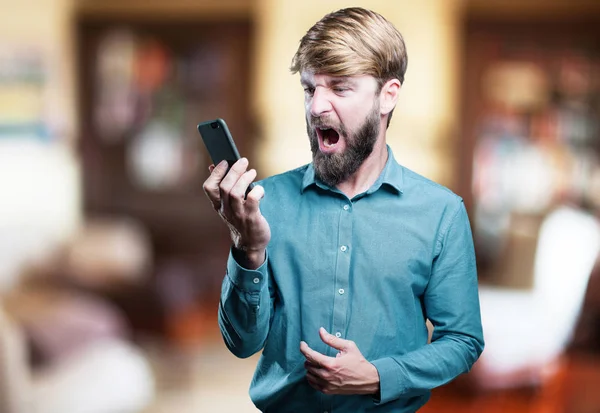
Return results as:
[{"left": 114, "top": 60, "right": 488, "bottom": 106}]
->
[{"left": 1, "top": 0, "right": 600, "bottom": 412}]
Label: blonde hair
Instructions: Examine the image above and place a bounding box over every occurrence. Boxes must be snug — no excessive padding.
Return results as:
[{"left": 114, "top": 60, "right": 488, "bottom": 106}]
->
[{"left": 290, "top": 7, "right": 408, "bottom": 88}]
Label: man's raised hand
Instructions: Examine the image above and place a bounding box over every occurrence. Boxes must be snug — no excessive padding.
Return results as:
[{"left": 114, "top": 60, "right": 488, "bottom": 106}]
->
[{"left": 203, "top": 158, "right": 270, "bottom": 269}]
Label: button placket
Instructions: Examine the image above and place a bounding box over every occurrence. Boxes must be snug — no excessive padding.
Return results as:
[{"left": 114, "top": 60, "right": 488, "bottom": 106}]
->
[{"left": 331, "top": 200, "right": 352, "bottom": 358}]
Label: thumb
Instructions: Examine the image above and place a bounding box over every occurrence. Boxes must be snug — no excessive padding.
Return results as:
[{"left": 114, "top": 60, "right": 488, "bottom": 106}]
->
[{"left": 319, "top": 327, "right": 348, "bottom": 351}]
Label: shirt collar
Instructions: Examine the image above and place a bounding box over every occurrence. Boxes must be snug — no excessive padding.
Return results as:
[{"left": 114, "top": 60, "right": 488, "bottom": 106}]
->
[{"left": 301, "top": 145, "right": 404, "bottom": 195}]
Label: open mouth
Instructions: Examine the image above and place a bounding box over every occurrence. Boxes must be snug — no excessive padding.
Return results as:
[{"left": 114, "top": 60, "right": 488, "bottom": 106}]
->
[{"left": 317, "top": 127, "right": 340, "bottom": 149}]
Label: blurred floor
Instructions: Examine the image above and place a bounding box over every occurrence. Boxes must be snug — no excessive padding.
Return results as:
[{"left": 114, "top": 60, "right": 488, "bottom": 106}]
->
[
  {"left": 140, "top": 340, "right": 562, "bottom": 413},
  {"left": 140, "top": 308, "right": 600, "bottom": 413},
  {"left": 142, "top": 340, "right": 259, "bottom": 413}
]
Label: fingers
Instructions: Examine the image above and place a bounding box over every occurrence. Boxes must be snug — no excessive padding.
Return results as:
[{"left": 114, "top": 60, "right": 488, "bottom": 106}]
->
[
  {"left": 245, "top": 184, "right": 265, "bottom": 213},
  {"left": 219, "top": 158, "right": 248, "bottom": 191},
  {"left": 203, "top": 160, "right": 228, "bottom": 210},
  {"left": 304, "top": 359, "right": 318, "bottom": 370},
  {"left": 229, "top": 168, "right": 258, "bottom": 213},
  {"left": 305, "top": 369, "right": 327, "bottom": 392},
  {"left": 304, "top": 360, "right": 330, "bottom": 378},
  {"left": 300, "top": 341, "right": 333, "bottom": 370},
  {"left": 205, "top": 158, "right": 260, "bottom": 215},
  {"left": 304, "top": 358, "right": 328, "bottom": 392},
  {"left": 218, "top": 158, "right": 246, "bottom": 208},
  {"left": 319, "top": 327, "right": 350, "bottom": 352}
]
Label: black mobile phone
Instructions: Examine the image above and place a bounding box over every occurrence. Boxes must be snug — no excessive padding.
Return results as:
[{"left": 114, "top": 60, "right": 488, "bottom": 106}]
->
[{"left": 197, "top": 118, "right": 256, "bottom": 194}]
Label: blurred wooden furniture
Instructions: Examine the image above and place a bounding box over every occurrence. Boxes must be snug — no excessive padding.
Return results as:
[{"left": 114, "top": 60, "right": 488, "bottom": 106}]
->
[
  {"left": 76, "top": 16, "right": 254, "bottom": 340},
  {"left": 461, "top": 14, "right": 600, "bottom": 289}
]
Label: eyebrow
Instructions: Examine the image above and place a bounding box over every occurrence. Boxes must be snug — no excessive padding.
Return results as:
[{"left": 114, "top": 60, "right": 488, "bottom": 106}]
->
[
  {"left": 300, "top": 76, "right": 355, "bottom": 88},
  {"left": 328, "top": 78, "right": 354, "bottom": 87}
]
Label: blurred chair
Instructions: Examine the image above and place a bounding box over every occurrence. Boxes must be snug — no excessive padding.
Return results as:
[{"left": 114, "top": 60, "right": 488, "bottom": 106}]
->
[
  {"left": 0, "top": 304, "right": 154, "bottom": 413},
  {"left": 0, "top": 217, "right": 157, "bottom": 413},
  {"left": 474, "top": 205, "right": 600, "bottom": 389}
]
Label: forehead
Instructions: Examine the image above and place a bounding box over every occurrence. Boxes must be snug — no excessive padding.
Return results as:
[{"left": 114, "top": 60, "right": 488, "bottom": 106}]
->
[{"left": 300, "top": 71, "right": 377, "bottom": 88}]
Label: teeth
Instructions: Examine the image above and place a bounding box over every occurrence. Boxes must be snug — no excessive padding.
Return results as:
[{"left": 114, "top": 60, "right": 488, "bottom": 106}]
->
[{"left": 318, "top": 127, "right": 335, "bottom": 148}]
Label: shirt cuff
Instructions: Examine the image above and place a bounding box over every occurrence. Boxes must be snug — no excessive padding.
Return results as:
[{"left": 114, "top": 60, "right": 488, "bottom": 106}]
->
[
  {"left": 226, "top": 247, "right": 268, "bottom": 292},
  {"left": 371, "top": 357, "right": 405, "bottom": 405}
]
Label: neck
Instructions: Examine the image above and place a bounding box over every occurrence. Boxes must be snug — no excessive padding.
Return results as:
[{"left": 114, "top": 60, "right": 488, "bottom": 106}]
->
[{"left": 337, "top": 138, "right": 388, "bottom": 199}]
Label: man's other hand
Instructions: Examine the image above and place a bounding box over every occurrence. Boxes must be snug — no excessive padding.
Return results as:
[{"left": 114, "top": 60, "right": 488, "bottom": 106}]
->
[{"left": 300, "top": 327, "right": 380, "bottom": 395}]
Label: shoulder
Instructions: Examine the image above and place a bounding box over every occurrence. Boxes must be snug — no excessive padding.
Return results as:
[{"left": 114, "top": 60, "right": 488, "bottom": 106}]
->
[
  {"left": 398, "top": 166, "right": 470, "bottom": 252},
  {"left": 401, "top": 165, "right": 463, "bottom": 207},
  {"left": 397, "top": 164, "right": 467, "bottom": 239}
]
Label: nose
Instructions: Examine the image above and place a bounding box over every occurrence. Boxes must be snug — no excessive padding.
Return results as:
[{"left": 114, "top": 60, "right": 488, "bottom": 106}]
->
[{"left": 309, "top": 87, "right": 332, "bottom": 118}]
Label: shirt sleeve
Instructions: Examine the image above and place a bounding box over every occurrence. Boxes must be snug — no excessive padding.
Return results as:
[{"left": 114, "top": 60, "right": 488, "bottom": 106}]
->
[
  {"left": 371, "top": 199, "right": 485, "bottom": 404},
  {"left": 218, "top": 247, "right": 276, "bottom": 358}
]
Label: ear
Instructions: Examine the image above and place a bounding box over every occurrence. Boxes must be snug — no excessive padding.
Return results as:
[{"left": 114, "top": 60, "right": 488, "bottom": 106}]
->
[{"left": 379, "top": 78, "right": 401, "bottom": 116}]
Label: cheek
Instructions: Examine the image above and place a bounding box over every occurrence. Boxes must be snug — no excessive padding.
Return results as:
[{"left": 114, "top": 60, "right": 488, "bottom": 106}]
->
[{"left": 338, "top": 105, "right": 371, "bottom": 131}]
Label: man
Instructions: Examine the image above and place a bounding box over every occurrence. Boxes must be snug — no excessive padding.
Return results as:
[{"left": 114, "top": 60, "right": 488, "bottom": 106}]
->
[{"left": 203, "top": 7, "right": 484, "bottom": 412}]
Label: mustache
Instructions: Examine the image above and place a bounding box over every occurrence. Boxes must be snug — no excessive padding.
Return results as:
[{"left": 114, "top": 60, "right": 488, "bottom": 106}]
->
[{"left": 309, "top": 116, "right": 338, "bottom": 130}]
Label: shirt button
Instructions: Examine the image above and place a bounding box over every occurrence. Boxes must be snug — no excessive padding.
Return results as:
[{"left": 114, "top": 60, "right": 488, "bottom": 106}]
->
[
  {"left": 343, "top": 204, "right": 350, "bottom": 211},
  {"left": 335, "top": 332, "right": 342, "bottom": 338},
  {"left": 340, "top": 245, "right": 347, "bottom": 252},
  {"left": 253, "top": 277, "right": 260, "bottom": 284},
  {"left": 338, "top": 288, "right": 345, "bottom": 295}
]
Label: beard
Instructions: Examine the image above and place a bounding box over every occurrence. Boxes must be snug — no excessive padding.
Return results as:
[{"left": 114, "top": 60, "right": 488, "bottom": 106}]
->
[{"left": 306, "top": 102, "right": 380, "bottom": 188}]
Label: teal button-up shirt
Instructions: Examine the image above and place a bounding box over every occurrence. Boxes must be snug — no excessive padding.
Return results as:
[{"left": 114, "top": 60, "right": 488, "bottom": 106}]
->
[{"left": 219, "top": 147, "right": 484, "bottom": 412}]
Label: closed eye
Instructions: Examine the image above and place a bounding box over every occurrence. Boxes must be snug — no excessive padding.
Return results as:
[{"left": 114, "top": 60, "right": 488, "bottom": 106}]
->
[
  {"left": 333, "top": 87, "right": 348, "bottom": 93},
  {"left": 304, "top": 87, "right": 315, "bottom": 96}
]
